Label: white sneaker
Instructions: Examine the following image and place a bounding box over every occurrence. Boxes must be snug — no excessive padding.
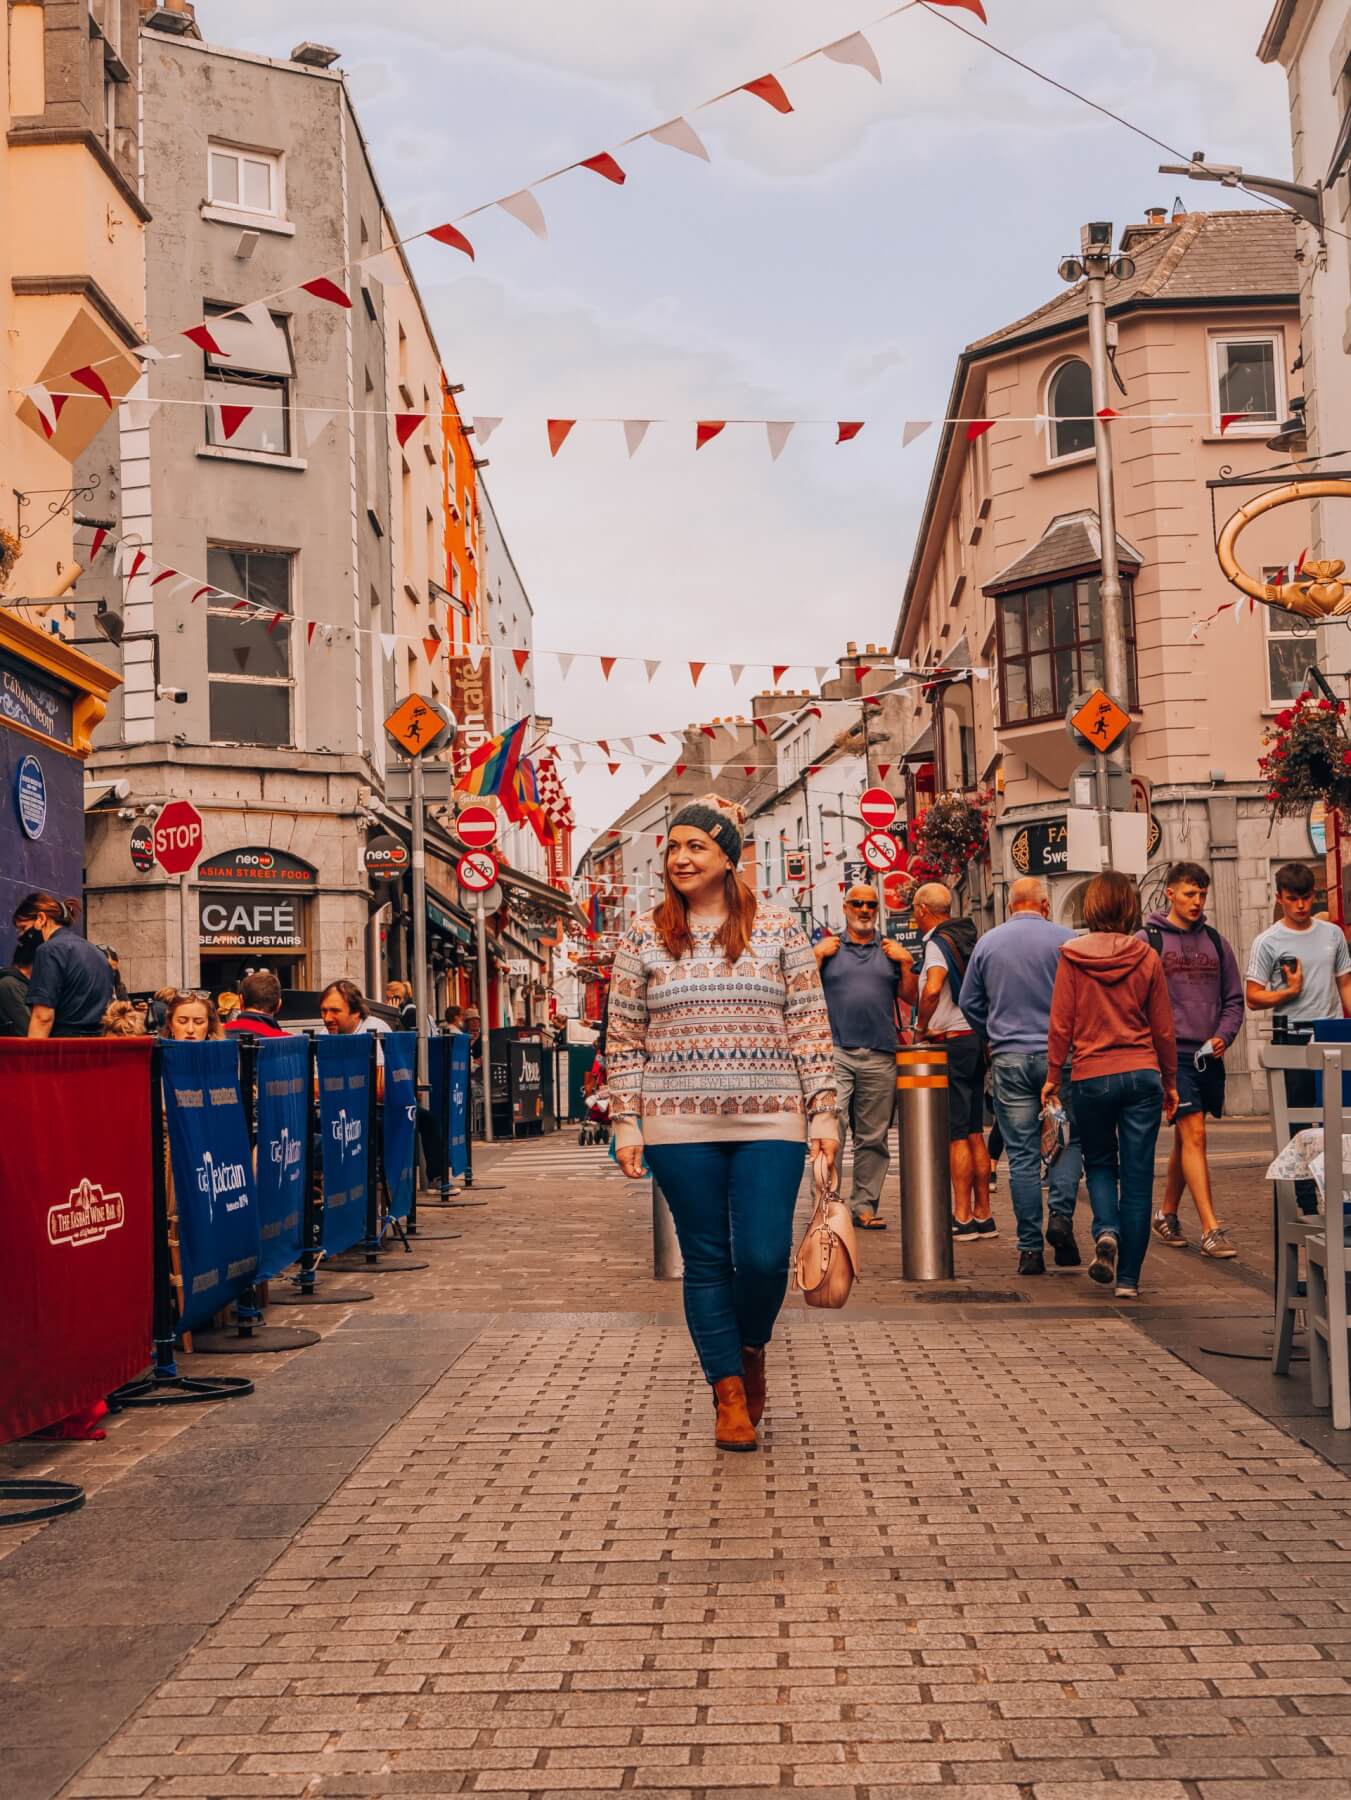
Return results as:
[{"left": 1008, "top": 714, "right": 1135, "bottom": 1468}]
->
[{"left": 1113, "top": 1284, "right": 1139, "bottom": 1299}]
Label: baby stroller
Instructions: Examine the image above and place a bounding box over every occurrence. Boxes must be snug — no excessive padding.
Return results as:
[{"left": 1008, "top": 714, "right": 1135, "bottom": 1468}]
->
[{"left": 578, "top": 1051, "right": 611, "bottom": 1146}]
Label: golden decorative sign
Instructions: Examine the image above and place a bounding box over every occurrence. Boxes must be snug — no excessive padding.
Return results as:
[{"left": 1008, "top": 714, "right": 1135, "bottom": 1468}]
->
[{"left": 1217, "top": 479, "right": 1351, "bottom": 619}]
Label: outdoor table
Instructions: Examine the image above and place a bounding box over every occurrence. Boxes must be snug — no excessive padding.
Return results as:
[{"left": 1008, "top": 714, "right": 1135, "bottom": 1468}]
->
[{"left": 1267, "top": 1128, "right": 1351, "bottom": 1212}]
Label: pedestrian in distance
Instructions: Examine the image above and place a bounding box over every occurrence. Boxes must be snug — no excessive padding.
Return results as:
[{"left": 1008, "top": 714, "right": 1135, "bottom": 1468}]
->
[
  {"left": 608, "top": 795, "right": 839, "bottom": 1454},
  {"left": 223, "top": 969, "right": 290, "bottom": 1038},
  {"left": 1043, "top": 871, "right": 1178, "bottom": 1300},
  {"left": 0, "top": 923, "right": 42, "bottom": 1036},
  {"left": 385, "top": 978, "right": 418, "bottom": 1029},
  {"left": 99, "top": 944, "right": 128, "bottom": 1000},
  {"left": 906, "top": 882, "right": 992, "bottom": 1239},
  {"left": 1141, "top": 862, "right": 1243, "bottom": 1258},
  {"left": 15, "top": 893, "right": 115, "bottom": 1039},
  {"left": 160, "top": 991, "right": 224, "bottom": 1040},
  {"left": 814, "top": 881, "right": 913, "bottom": 1229},
  {"left": 1246, "top": 861, "right": 1351, "bottom": 1213},
  {"left": 958, "top": 876, "right": 1083, "bottom": 1277}
]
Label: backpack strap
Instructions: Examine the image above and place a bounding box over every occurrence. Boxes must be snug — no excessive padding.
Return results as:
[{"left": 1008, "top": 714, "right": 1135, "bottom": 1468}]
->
[{"left": 1145, "top": 925, "right": 1163, "bottom": 958}]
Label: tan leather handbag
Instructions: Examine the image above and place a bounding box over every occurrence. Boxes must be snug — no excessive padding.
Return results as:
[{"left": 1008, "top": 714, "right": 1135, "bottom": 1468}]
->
[{"left": 793, "top": 1149, "right": 859, "bottom": 1309}]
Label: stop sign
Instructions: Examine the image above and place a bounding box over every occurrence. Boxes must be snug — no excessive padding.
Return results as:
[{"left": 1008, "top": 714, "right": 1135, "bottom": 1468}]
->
[
  {"left": 456, "top": 804, "right": 499, "bottom": 850},
  {"left": 859, "top": 786, "right": 897, "bottom": 829},
  {"left": 153, "top": 800, "right": 203, "bottom": 875}
]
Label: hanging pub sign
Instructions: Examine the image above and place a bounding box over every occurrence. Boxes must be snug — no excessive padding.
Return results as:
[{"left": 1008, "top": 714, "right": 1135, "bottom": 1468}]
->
[
  {"left": 197, "top": 847, "right": 318, "bottom": 886},
  {"left": 362, "top": 834, "right": 410, "bottom": 880},
  {"left": 199, "top": 895, "right": 304, "bottom": 950},
  {"left": 1009, "top": 818, "right": 1069, "bottom": 877}
]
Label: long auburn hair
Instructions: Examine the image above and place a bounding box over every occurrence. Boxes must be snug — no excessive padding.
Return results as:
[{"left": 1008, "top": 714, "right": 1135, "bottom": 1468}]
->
[{"left": 654, "top": 857, "right": 758, "bottom": 963}]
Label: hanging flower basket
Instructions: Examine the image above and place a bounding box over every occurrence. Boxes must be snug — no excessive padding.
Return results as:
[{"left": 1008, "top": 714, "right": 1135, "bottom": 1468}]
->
[
  {"left": 0, "top": 527, "right": 20, "bottom": 593},
  {"left": 1258, "top": 690, "right": 1351, "bottom": 818},
  {"left": 909, "top": 790, "right": 991, "bottom": 880}
]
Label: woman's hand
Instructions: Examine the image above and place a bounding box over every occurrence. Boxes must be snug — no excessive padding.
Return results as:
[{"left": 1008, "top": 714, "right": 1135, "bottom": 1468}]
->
[
  {"left": 810, "top": 1134, "right": 839, "bottom": 1182},
  {"left": 616, "top": 1144, "right": 647, "bottom": 1180}
]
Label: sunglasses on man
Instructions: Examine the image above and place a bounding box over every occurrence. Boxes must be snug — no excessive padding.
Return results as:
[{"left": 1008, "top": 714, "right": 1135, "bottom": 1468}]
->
[{"left": 846, "top": 900, "right": 878, "bottom": 911}]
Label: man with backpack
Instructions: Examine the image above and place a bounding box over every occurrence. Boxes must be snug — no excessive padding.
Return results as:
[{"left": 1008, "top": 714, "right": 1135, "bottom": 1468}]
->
[
  {"left": 1139, "top": 861, "right": 1243, "bottom": 1257},
  {"left": 907, "top": 882, "right": 992, "bottom": 1240}
]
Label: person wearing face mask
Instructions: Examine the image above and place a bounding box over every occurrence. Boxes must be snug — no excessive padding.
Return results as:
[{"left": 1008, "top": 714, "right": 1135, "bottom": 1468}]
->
[
  {"left": 608, "top": 796, "right": 839, "bottom": 1454},
  {"left": 0, "top": 924, "right": 42, "bottom": 1036},
  {"left": 15, "top": 892, "right": 115, "bottom": 1039}
]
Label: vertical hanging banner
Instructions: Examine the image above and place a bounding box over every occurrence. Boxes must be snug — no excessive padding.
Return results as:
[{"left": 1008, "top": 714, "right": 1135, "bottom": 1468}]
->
[
  {"left": 316, "top": 1033, "right": 372, "bottom": 1254},
  {"left": 382, "top": 1032, "right": 419, "bottom": 1220},
  {"left": 450, "top": 1033, "right": 471, "bottom": 1178},
  {"left": 428, "top": 1032, "right": 451, "bottom": 1186},
  {"left": 161, "top": 1040, "right": 260, "bottom": 1333},
  {"left": 0, "top": 1041, "right": 155, "bottom": 1442},
  {"left": 253, "top": 1036, "right": 310, "bottom": 1282}
]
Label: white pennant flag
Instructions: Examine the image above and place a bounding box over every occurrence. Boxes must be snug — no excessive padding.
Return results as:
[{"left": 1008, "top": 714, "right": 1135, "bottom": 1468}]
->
[
  {"left": 466, "top": 642, "right": 484, "bottom": 676},
  {"left": 644, "top": 659, "right": 661, "bottom": 683},
  {"left": 361, "top": 247, "right": 408, "bottom": 289},
  {"left": 766, "top": 421, "right": 794, "bottom": 462},
  {"left": 618, "top": 738, "right": 635, "bottom": 755},
  {"left": 816, "top": 666, "right": 831, "bottom": 686},
  {"left": 623, "top": 419, "right": 652, "bottom": 458},
  {"left": 556, "top": 652, "right": 575, "bottom": 679},
  {"left": 302, "top": 409, "right": 332, "bottom": 452},
  {"left": 131, "top": 343, "right": 167, "bottom": 364},
  {"left": 379, "top": 632, "right": 397, "bottom": 661},
  {"left": 729, "top": 664, "right": 745, "bottom": 686},
  {"left": 649, "top": 116, "right": 711, "bottom": 161},
  {"left": 902, "top": 420, "right": 932, "bottom": 448},
  {"left": 821, "top": 31, "right": 883, "bottom": 82},
  {"left": 21, "top": 384, "right": 57, "bottom": 433},
  {"left": 123, "top": 394, "right": 161, "bottom": 431},
  {"left": 496, "top": 189, "right": 548, "bottom": 239},
  {"left": 1033, "top": 413, "right": 1049, "bottom": 436},
  {"left": 640, "top": 763, "right": 656, "bottom": 780},
  {"left": 474, "top": 416, "right": 503, "bottom": 446}
]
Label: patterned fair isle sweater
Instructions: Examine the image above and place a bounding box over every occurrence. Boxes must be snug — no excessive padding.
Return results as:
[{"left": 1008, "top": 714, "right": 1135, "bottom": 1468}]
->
[{"left": 607, "top": 905, "right": 839, "bottom": 1148}]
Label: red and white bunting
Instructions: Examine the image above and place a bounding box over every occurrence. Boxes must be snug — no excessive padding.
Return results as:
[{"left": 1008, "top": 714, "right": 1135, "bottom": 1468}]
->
[
  {"left": 216, "top": 403, "right": 253, "bottom": 442},
  {"left": 497, "top": 189, "right": 548, "bottom": 239},
  {"left": 966, "top": 419, "right": 995, "bottom": 441},
  {"left": 395, "top": 412, "right": 425, "bottom": 446},
  {"left": 428, "top": 222, "right": 476, "bottom": 260},
  {"left": 473, "top": 415, "right": 502, "bottom": 445},
  {"left": 821, "top": 31, "right": 882, "bottom": 81},
  {"left": 836, "top": 421, "right": 864, "bottom": 444},
  {"left": 547, "top": 418, "right": 575, "bottom": 457},
  {"left": 301, "top": 276, "right": 352, "bottom": 308},
  {"left": 742, "top": 74, "right": 793, "bottom": 113},
  {"left": 696, "top": 420, "right": 725, "bottom": 450},
  {"left": 513, "top": 648, "right": 530, "bottom": 674},
  {"left": 182, "top": 323, "right": 224, "bottom": 356},
  {"left": 902, "top": 420, "right": 932, "bottom": 447},
  {"left": 623, "top": 419, "right": 652, "bottom": 458},
  {"left": 556, "top": 652, "right": 575, "bottom": 679},
  {"left": 580, "top": 152, "right": 626, "bottom": 185},
  {"left": 71, "top": 365, "right": 114, "bottom": 407},
  {"left": 766, "top": 421, "right": 794, "bottom": 462},
  {"left": 648, "top": 116, "right": 710, "bottom": 161},
  {"left": 644, "top": 659, "right": 661, "bottom": 682},
  {"left": 21, "top": 384, "right": 57, "bottom": 433}
]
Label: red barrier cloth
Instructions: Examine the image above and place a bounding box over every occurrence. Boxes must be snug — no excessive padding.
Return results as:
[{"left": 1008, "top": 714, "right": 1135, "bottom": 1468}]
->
[{"left": 0, "top": 1041, "right": 155, "bottom": 1442}]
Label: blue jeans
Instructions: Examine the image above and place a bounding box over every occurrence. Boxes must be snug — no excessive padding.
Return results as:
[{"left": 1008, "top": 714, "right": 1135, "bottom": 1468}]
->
[
  {"left": 990, "top": 1052, "right": 1083, "bottom": 1252},
  {"left": 644, "top": 1140, "right": 807, "bottom": 1385},
  {"left": 1071, "top": 1069, "right": 1164, "bottom": 1287}
]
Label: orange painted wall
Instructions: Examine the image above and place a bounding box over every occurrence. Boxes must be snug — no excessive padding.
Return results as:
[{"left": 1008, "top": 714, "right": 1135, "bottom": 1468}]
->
[{"left": 441, "top": 375, "right": 481, "bottom": 652}]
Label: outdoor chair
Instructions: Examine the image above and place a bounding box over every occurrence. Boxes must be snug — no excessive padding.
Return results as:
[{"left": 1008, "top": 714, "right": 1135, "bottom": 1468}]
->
[{"left": 1262, "top": 1042, "right": 1326, "bottom": 1376}]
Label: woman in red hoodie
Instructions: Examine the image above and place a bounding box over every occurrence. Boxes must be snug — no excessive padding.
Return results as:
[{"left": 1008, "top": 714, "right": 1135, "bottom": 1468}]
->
[{"left": 1042, "top": 871, "right": 1178, "bottom": 1299}]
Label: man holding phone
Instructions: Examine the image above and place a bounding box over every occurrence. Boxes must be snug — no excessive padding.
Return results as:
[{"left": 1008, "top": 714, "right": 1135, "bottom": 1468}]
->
[{"left": 1247, "top": 862, "right": 1351, "bottom": 1209}]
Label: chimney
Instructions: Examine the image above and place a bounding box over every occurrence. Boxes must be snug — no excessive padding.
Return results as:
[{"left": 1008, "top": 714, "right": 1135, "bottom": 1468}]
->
[
  {"left": 1119, "top": 207, "right": 1173, "bottom": 253},
  {"left": 292, "top": 42, "right": 342, "bottom": 67},
  {"left": 141, "top": 0, "right": 201, "bottom": 35}
]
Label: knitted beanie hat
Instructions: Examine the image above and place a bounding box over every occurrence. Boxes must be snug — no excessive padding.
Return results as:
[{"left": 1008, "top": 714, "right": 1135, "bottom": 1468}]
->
[{"left": 668, "top": 794, "right": 745, "bottom": 866}]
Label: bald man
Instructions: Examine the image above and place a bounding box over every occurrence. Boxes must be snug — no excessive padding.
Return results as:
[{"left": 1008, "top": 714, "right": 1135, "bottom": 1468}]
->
[
  {"left": 815, "top": 883, "right": 913, "bottom": 1227},
  {"left": 958, "top": 877, "right": 1083, "bottom": 1276}
]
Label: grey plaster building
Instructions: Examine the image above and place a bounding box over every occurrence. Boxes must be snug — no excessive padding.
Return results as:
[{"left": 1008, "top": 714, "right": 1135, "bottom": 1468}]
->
[{"left": 79, "top": 14, "right": 399, "bottom": 993}]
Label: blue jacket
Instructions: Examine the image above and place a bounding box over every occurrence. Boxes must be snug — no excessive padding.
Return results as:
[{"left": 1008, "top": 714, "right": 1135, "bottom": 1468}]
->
[{"left": 958, "top": 912, "right": 1074, "bottom": 1054}]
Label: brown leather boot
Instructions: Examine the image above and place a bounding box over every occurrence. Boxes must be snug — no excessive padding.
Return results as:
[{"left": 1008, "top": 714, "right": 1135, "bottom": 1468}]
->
[
  {"left": 712, "top": 1376, "right": 757, "bottom": 1451},
  {"left": 741, "top": 1346, "right": 766, "bottom": 1426}
]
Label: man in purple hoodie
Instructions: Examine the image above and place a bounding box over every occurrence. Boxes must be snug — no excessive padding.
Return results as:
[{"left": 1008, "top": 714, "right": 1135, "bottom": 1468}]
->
[{"left": 1138, "top": 861, "right": 1243, "bottom": 1258}]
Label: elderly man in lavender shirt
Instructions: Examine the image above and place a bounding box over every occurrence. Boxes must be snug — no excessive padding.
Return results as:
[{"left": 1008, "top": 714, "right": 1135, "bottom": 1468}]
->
[{"left": 958, "top": 877, "right": 1083, "bottom": 1276}]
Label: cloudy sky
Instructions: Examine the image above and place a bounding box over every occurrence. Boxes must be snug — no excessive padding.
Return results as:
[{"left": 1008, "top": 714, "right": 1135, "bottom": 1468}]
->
[{"left": 205, "top": 0, "right": 1291, "bottom": 845}]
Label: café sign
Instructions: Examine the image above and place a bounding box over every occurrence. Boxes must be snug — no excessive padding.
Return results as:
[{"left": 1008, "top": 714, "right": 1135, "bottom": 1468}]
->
[
  {"left": 199, "top": 895, "right": 304, "bottom": 950},
  {"left": 1009, "top": 818, "right": 1069, "bottom": 877}
]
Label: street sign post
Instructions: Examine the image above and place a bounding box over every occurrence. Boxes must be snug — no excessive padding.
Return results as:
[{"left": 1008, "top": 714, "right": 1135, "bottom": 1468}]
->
[
  {"left": 457, "top": 850, "right": 499, "bottom": 894},
  {"left": 859, "top": 786, "right": 898, "bottom": 830},
  {"left": 383, "top": 695, "right": 457, "bottom": 1098},
  {"left": 384, "top": 693, "right": 453, "bottom": 758},
  {"left": 455, "top": 804, "right": 499, "bottom": 850},
  {"left": 153, "top": 801, "right": 203, "bottom": 986},
  {"left": 1067, "top": 689, "right": 1132, "bottom": 872},
  {"left": 860, "top": 831, "right": 902, "bottom": 873}
]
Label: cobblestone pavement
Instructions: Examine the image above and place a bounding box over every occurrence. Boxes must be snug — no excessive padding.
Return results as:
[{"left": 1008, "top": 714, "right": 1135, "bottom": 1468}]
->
[{"left": 8, "top": 1119, "right": 1351, "bottom": 1799}]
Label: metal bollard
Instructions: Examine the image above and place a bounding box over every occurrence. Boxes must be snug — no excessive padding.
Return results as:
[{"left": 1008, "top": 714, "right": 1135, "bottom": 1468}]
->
[
  {"left": 652, "top": 1178, "right": 684, "bottom": 1280},
  {"left": 896, "top": 1045, "right": 954, "bottom": 1281}
]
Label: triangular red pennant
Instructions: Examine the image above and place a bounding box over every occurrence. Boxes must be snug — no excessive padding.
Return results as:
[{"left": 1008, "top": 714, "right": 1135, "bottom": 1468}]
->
[
  {"left": 580, "top": 152, "right": 626, "bottom": 184},
  {"left": 878, "top": 764, "right": 891, "bottom": 779},
  {"left": 599, "top": 657, "right": 617, "bottom": 680},
  {"left": 183, "top": 323, "right": 224, "bottom": 355},
  {"left": 302, "top": 276, "right": 352, "bottom": 308},
  {"left": 230, "top": 599, "right": 250, "bottom": 612},
  {"left": 597, "top": 740, "right": 610, "bottom": 754},
  {"left": 1096, "top": 407, "right": 1120, "bottom": 421},
  {"left": 742, "top": 75, "right": 793, "bottom": 113},
  {"left": 125, "top": 550, "right": 146, "bottom": 582},
  {"left": 548, "top": 419, "right": 576, "bottom": 457},
  {"left": 806, "top": 765, "right": 820, "bottom": 776},
  {"left": 807, "top": 707, "right": 822, "bottom": 719},
  {"left": 755, "top": 718, "right": 769, "bottom": 735},
  {"left": 70, "top": 365, "right": 113, "bottom": 407},
  {"left": 89, "top": 528, "right": 108, "bottom": 561},
  {"left": 428, "top": 222, "right": 476, "bottom": 259},
  {"left": 307, "top": 621, "right": 318, "bottom": 644},
  {"left": 696, "top": 421, "right": 726, "bottom": 450},
  {"left": 649, "top": 733, "right": 665, "bottom": 744},
  {"left": 701, "top": 726, "right": 717, "bottom": 740},
  {"left": 743, "top": 766, "right": 755, "bottom": 777},
  {"left": 928, "top": 0, "right": 987, "bottom": 18},
  {"left": 36, "top": 392, "right": 68, "bottom": 439},
  {"left": 689, "top": 662, "right": 705, "bottom": 685},
  {"left": 1219, "top": 412, "right": 1248, "bottom": 434},
  {"left": 268, "top": 611, "right": 285, "bottom": 635},
  {"left": 966, "top": 419, "right": 995, "bottom": 441},
  {"left": 513, "top": 648, "right": 530, "bottom": 674},
  {"left": 772, "top": 664, "right": 789, "bottom": 682},
  {"left": 608, "top": 762, "right": 621, "bottom": 776},
  {"left": 854, "top": 665, "right": 871, "bottom": 683},
  {"left": 674, "top": 764, "right": 687, "bottom": 776},
  {"left": 836, "top": 422, "right": 864, "bottom": 444},
  {"left": 424, "top": 635, "right": 440, "bottom": 663},
  {"left": 150, "top": 568, "right": 178, "bottom": 586},
  {"left": 190, "top": 587, "right": 213, "bottom": 604},
  {"left": 218, "top": 404, "right": 252, "bottom": 441},
  {"left": 395, "top": 412, "right": 425, "bottom": 446}
]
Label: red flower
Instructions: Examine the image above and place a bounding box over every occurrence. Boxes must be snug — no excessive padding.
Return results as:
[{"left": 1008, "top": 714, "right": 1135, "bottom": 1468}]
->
[
  {"left": 1342, "top": 750, "right": 1351, "bottom": 767},
  {"left": 1298, "top": 690, "right": 1314, "bottom": 703},
  {"left": 1319, "top": 698, "right": 1335, "bottom": 711},
  {"left": 1274, "top": 710, "right": 1294, "bottom": 728}
]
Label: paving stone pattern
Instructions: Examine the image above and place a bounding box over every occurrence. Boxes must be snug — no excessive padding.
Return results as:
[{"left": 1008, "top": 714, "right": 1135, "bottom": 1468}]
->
[{"left": 60, "top": 1316, "right": 1351, "bottom": 1799}]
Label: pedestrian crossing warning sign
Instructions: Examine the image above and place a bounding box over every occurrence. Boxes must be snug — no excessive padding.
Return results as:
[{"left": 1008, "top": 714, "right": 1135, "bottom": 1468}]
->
[{"left": 1070, "top": 688, "right": 1130, "bottom": 753}]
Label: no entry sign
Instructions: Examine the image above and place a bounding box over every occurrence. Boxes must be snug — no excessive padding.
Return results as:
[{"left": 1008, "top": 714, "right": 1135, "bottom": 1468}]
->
[
  {"left": 860, "top": 830, "right": 902, "bottom": 873},
  {"left": 457, "top": 850, "right": 499, "bottom": 894},
  {"left": 153, "top": 800, "right": 203, "bottom": 875},
  {"left": 456, "top": 804, "right": 499, "bottom": 850},
  {"left": 859, "top": 786, "right": 897, "bottom": 830}
]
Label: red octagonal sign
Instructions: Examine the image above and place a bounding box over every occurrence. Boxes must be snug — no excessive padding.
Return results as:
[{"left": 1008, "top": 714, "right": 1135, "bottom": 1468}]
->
[{"left": 153, "top": 800, "right": 204, "bottom": 875}]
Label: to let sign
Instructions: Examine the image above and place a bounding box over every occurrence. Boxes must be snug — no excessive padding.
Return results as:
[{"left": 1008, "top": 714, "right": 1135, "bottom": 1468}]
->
[{"left": 153, "top": 801, "right": 203, "bottom": 875}]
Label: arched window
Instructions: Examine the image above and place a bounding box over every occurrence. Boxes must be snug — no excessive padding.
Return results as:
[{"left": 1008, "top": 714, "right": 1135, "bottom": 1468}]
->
[{"left": 1047, "top": 359, "right": 1094, "bottom": 460}]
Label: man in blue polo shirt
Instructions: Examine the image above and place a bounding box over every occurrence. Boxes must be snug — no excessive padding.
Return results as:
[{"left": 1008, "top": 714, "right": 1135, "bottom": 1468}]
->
[
  {"left": 815, "top": 883, "right": 913, "bottom": 1228},
  {"left": 959, "top": 876, "right": 1083, "bottom": 1276}
]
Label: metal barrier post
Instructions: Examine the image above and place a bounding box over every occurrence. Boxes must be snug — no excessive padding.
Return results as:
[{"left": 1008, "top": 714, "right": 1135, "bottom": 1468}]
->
[
  {"left": 896, "top": 1044, "right": 954, "bottom": 1282},
  {"left": 652, "top": 1178, "right": 683, "bottom": 1280}
]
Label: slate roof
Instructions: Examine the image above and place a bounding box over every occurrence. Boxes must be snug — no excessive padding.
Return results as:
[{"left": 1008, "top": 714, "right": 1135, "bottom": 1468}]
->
[
  {"left": 983, "top": 511, "right": 1145, "bottom": 594},
  {"left": 968, "top": 211, "right": 1297, "bottom": 355}
]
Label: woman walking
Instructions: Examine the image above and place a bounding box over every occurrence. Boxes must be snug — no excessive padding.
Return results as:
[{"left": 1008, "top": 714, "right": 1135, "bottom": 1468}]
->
[
  {"left": 1042, "top": 870, "right": 1178, "bottom": 1299},
  {"left": 13, "top": 893, "right": 114, "bottom": 1038},
  {"left": 609, "top": 796, "right": 839, "bottom": 1452}
]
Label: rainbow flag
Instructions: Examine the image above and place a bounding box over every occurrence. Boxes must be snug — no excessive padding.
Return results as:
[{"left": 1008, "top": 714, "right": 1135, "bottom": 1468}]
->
[
  {"left": 459, "top": 717, "right": 528, "bottom": 805},
  {"left": 513, "top": 757, "right": 554, "bottom": 847}
]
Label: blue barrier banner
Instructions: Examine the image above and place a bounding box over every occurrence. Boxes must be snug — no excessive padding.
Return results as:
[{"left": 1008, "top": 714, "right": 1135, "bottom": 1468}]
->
[
  {"left": 316, "top": 1033, "right": 372, "bottom": 1254},
  {"left": 450, "top": 1033, "right": 470, "bottom": 1177},
  {"left": 161, "top": 1040, "right": 260, "bottom": 1333},
  {"left": 254, "top": 1037, "right": 310, "bottom": 1281},
  {"left": 382, "top": 1032, "right": 418, "bottom": 1219}
]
